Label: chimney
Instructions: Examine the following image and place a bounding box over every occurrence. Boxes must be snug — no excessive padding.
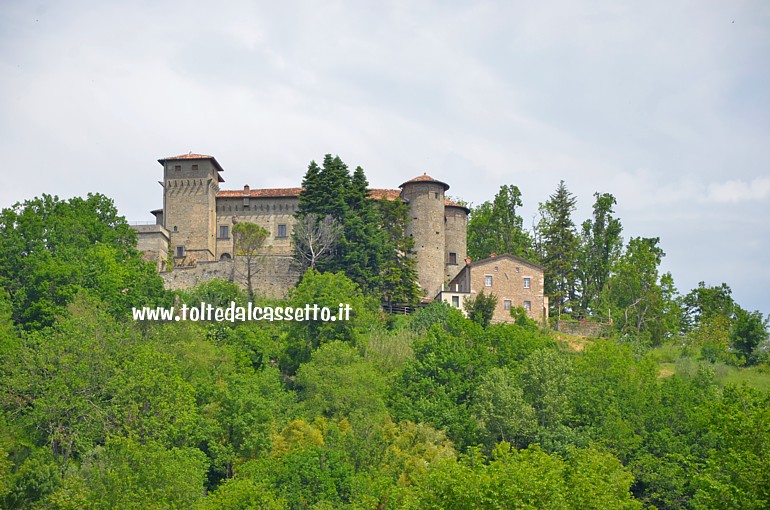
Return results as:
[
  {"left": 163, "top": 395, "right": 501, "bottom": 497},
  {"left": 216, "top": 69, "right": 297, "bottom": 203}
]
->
[
  {"left": 243, "top": 184, "right": 250, "bottom": 193},
  {"left": 489, "top": 252, "right": 497, "bottom": 258},
  {"left": 465, "top": 257, "right": 472, "bottom": 266}
]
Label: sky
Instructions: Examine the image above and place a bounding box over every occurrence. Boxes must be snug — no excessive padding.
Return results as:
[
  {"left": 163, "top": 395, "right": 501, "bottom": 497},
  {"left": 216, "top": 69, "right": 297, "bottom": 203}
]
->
[{"left": 1, "top": 1, "right": 768, "bottom": 316}]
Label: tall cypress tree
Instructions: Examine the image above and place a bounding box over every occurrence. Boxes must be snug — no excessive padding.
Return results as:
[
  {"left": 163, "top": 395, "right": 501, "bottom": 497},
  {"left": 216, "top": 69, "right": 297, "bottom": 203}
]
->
[{"left": 538, "top": 181, "right": 579, "bottom": 317}]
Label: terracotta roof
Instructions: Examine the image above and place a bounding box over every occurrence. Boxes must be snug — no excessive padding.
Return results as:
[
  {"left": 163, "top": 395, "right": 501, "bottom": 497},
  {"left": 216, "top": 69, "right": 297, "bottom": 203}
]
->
[
  {"left": 468, "top": 253, "right": 545, "bottom": 271},
  {"left": 369, "top": 188, "right": 402, "bottom": 201},
  {"left": 399, "top": 173, "right": 450, "bottom": 191},
  {"left": 217, "top": 187, "right": 302, "bottom": 198},
  {"left": 444, "top": 199, "right": 470, "bottom": 213},
  {"left": 216, "top": 187, "right": 405, "bottom": 201},
  {"left": 158, "top": 152, "right": 225, "bottom": 174}
]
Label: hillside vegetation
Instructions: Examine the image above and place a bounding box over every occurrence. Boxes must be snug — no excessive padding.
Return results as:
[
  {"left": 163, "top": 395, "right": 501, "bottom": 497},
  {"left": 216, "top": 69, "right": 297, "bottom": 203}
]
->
[{"left": 0, "top": 192, "right": 768, "bottom": 509}]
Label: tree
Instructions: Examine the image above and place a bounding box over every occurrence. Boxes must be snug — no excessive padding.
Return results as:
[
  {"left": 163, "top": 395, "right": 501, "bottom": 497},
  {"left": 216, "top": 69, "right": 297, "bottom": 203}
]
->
[
  {"left": 232, "top": 221, "right": 269, "bottom": 300},
  {"left": 291, "top": 214, "right": 342, "bottom": 272},
  {"left": 682, "top": 282, "right": 735, "bottom": 333},
  {"left": 730, "top": 308, "right": 769, "bottom": 366},
  {"left": 467, "top": 184, "right": 535, "bottom": 261},
  {"left": 601, "top": 237, "right": 679, "bottom": 345},
  {"left": 577, "top": 193, "right": 623, "bottom": 316},
  {"left": 463, "top": 291, "right": 498, "bottom": 328},
  {"left": 538, "top": 181, "right": 580, "bottom": 317},
  {"left": 377, "top": 198, "right": 421, "bottom": 306},
  {"left": 473, "top": 367, "right": 536, "bottom": 449},
  {"left": 0, "top": 193, "right": 165, "bottom": 329}
]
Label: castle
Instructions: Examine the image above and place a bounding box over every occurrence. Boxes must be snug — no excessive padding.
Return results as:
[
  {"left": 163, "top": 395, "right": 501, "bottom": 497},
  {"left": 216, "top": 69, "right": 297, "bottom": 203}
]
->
[{"left": 133, "top": 153, "right": 546, "bottom": 322}]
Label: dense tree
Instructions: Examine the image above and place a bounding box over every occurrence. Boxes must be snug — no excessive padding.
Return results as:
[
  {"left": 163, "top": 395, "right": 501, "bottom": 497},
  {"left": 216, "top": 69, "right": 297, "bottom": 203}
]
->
[
  {"left": 730, "top": 308, "right": 769, "bottom": 365},
  {"left": 232, "top": 221, "right": 269, "bottom": 300},
  {"left": 682, "top": 281, "right": 736, "bottom": 333},
  {"left": 0, "top": 193, "right": 166, "bottom": 329},
  {"left": 467, "top": 184, "right": 535, "bottom": 260},
  {"left": 294, "top": 155, "right": 421, "bottom": 301},
  {"left": 601, "top": 237, "right": 680, "bottom": 345},
  {"left": 463, "top": 290, "right": 498, "bottom": 328},
  {"left": 537, "top": 181, "right": 580, "bottom": 317},
  {"left": 577, "top": 192, "right": 623, "bottom": 316}
]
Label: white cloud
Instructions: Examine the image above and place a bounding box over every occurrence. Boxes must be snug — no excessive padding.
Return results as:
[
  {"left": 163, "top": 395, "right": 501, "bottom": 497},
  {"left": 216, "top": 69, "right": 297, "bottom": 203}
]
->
[{"left": 706, "top": 177, "right": 770, "bottom": 203}]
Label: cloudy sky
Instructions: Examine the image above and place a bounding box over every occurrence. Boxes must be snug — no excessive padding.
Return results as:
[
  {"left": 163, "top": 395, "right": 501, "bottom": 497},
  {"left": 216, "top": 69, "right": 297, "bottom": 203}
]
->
[{"left": 1, "top": 1, "right": 768, "bottom": 315}]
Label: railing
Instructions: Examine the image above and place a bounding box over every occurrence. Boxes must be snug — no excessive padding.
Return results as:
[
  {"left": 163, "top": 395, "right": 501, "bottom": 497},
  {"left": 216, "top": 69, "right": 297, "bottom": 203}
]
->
[{"left": 129, "top": 220, "right": 157, "bottom": 226}]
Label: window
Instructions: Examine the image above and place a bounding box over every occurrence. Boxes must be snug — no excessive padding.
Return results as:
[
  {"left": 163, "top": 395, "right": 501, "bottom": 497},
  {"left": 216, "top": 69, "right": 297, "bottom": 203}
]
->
[
  {"left": 452, "top": 296, "right": 460, "bottom": 308},
  {"left": 504, "top": 299, "right": 512, "bottom": 310},
  {"left": 175, "top": 245, "right": 185, "bottom": 258},
  {"left": 191, "top": 164, "right": 198, "bottom": 171},
  {"left": 220, "top": 253, "right": 231, "bottom": 260},
  {"left": 219, "top": 225, "right": 230, "bottom": 239},
  {"left": 173, "top": 225, "right": 178, "bottom": 232},
  {"left": 485, "top": 275, "right": 493, "bottom": 287},
  {"left": 277, "top": 224, "right": 288, "bottom": 238},
  {"left": 243, "top": 197, "right": 250, "bottom": 209},
  {"left": 434, "top": 192, "right": 439, "bottom": 199},
  {"left": 523, "top": 277, "right": 531, "bottom": 289},
  {"left": 523, "top": 300, "right": 531, "bottom": 311},
  {"left": 449, "top": 252, "right": 457, "bottom": 265},
  {"left": 516, "top": 266, "right": 520, "bottom": 273},
  {"left": 174, "top": 165, "right": 181, "bottom": 171}
]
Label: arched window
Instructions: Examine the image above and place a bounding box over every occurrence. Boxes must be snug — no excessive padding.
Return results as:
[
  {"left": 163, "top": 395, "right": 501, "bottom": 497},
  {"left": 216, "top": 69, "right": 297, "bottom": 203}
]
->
[{"left": 220, "top": 253, "right": 231, "bottom": 260}]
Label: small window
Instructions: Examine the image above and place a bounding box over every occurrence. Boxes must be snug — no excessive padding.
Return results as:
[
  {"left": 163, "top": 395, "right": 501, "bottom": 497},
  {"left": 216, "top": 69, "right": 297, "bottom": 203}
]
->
[
  {"left": 219, "top": 225, "right": 230, "bottom": 239},
  {"left": 452, "top": 296, "right": 460, "bottom": 308},
  {"left": 504, "top": 299, "right": 512, "bottom": 310},
  {"left": 173, "top": 226, "right": 178, "bottom": 232},
  {"left": 220, "top": 253, "right": 231, "bottom": 260},
  {"left": 174, "top": 165, "right": 181, "bottom": 171},
  {"left": 516, "top": 266, "right": 520, "bottom": 273},
  {"left": 494, "top": 266, "right": 499, "bottom": 272},
  {"left": 448, "top": 252, "right": 457, "bottom": 265},
  {"left": 175, "top": 245, "right": 185, "bottom": 258},
  {"left": 277, "top": 224, "right": 287, "bottom": 238},
  {"left": 243, "top": 197, "right": 250, "bottom": 209},
  {"left": 485, "top": 275, "right": 493, "bottom": 287},
  {"left": 191, "top": 164, "right": 198, "bottom": 171},
  {"left": 523, "top": 300, "right": 532, "bottom": 311},
  {"left": 523, "top": 277, "right": 531, "bottom": 289}
]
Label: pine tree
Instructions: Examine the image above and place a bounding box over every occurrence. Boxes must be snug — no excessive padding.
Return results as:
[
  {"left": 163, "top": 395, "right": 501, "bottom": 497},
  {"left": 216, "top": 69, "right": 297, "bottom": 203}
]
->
[{"left": 538, "top": 181, "right": 579, "bottom": 317}]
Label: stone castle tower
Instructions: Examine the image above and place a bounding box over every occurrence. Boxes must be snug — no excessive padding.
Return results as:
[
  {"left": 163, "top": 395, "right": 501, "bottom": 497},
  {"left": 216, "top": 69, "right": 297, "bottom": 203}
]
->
[
  {"left": 136, "top": 153, "right": 469, "bottom": 301},
  {"left": 159, "top": 154, "right": 223, "bottom": 262}
]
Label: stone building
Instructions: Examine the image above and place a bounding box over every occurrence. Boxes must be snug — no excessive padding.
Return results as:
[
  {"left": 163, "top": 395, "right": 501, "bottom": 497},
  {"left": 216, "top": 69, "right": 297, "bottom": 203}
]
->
[
  {"left": 436, "top": 254, "right": 548, "bottom": 324},
  {"left": 133, "top": 153, "right": 547, "bottom": 322},
  {"left": 133, "top": 153, "right": 471, "bottom": 300}
]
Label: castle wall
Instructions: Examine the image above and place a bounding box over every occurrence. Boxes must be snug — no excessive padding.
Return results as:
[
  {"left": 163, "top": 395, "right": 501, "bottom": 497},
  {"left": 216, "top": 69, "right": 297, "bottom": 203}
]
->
[
  {"left": 444, "top": 205, "right": 467, "bottom": 283},
  {"left": 215, "top": 197, "right": 298, "bottom": 258},
  {"left": 401, "top": 181, "right": 446, "bottom": 299},
  {"left": 163, "top": 159, "right": 219, "bottom": 262},
  {"left": 133, "top": 224, "right": 169, "bottom": 272},
  {"left": 161, "top": 255, "right": 300, "bottom": 299}
]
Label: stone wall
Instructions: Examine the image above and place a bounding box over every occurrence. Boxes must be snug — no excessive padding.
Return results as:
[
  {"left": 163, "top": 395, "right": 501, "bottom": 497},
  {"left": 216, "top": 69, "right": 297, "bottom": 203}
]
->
[
  {"left": 554, "top": 320, "right": 610, "bottom": 337},
  {"left": 402, "top": 181, "right": 446, "bottom": 299},
  {"left": 444, "top": 205, "right": 467, "bottom": 283},
  {"left": 133, "top": 224, "right": 169, "bottom": 272},
  {"left": 161, "top": 254, "right": 300, "bottom": 299}
]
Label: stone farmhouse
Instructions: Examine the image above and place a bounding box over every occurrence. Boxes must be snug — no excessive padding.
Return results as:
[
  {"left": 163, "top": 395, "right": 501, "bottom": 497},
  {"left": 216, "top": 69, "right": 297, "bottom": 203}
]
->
[{"left": 132, "top": 153, "right": 547, "bottom": 322}]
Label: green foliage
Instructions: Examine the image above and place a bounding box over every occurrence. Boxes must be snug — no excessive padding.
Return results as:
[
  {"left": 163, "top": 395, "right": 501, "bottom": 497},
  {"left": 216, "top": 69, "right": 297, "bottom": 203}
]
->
[
  {"left": 473, "top": 367, "right": 536, "bottom": 449},
  {"left": 283, "top": 269, "right": 381, "bottom": 374},
  {"left": 576, "top": 192, "right": 623, "bottom": 316},
  {"left": 295, "top": 154, "right": 420, "bottom": 303},
  {"left": 233, "top": 221, "right": 269, "bottom": 300},
  {"left": 296, "top": 341, "right": 387, "bottom": 426},
  {"left": 467, "top": 184, "right": 536, "bottom": 261},
  {"left": 537, "top": 181, "right": 580, "bottom": 316},
  {"left": 47, "top": 437, "right": 208, "bottom": 510},
  {"left": 601, "top": 237, "right": 680, "bottom": 345},
  {"left": 463, "top": 291, "right": 498, "bottom": 328},
  {"left": 730, "top": 308, "right": 769, "bottom": 366},
  {"left": 0, "top": 193, "right": 166, "bottom": 329}
]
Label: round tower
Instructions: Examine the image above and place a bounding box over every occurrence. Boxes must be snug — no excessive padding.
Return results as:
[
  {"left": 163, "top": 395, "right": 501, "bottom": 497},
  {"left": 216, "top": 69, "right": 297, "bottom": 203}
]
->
[
  {"left": 444, "top": 201, "right": 469, "bottom": 285},
  {"left": 399, "top": 173, "right": 449, "bottom": 300}
]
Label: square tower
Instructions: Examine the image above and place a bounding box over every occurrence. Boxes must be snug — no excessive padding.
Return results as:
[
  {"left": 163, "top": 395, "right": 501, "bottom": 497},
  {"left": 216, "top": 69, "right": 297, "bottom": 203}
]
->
[{"left": 159, "top": 153, "right": 224, "bottom": 263}]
